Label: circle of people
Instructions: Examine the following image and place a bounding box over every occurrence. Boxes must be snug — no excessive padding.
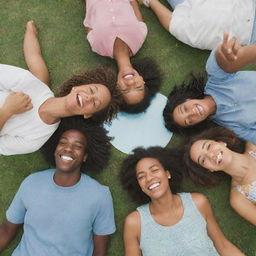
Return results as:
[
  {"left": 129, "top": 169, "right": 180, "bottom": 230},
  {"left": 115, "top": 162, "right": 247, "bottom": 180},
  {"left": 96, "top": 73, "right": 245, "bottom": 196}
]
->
[{"left": 0, "top": 0, "right": 255, "bottom": 255}]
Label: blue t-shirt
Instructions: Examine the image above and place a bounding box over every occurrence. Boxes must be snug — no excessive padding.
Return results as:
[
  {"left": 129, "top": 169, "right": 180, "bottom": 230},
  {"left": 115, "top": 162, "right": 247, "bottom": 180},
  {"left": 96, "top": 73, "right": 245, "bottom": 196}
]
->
[
  {"left": 205, "top": 50, "right": 256, "bottom": 144},
  {"left": 6, "top": 169, "right": 116, "bottom": 256}
]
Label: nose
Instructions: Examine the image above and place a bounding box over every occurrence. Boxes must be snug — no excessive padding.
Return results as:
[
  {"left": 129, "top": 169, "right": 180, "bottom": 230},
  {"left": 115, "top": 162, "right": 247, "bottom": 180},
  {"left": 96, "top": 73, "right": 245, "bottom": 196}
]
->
[
  {"left": 126, "top": 77, "right": 135, "bottom": 87},
  {"left": 145, "top": 173, "right": 154, "bottom": 183},
  {"left": 84, "top": 94, "right": 92, "bottom": 102},
  {"left": 63, "top": 144, "right": 72, "bottom": 152}
]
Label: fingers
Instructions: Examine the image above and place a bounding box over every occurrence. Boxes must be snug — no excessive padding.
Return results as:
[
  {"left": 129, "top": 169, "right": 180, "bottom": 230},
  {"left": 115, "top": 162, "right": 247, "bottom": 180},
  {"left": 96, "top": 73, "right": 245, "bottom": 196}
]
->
[{"left": 221, "top": 32, "right": 241, "bottom": 62}]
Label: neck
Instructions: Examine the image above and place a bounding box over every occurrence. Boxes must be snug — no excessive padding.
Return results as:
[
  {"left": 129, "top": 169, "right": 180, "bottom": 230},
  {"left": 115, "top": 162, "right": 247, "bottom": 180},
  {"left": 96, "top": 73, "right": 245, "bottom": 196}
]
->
[
  {"left": 39, "top": 97, "right": 75, "bottom": 124},
  {"left": 150, "top": 191, "right": 179, "bottom": 213},
  {"left": 113, "top": 38, "right": 132, "bottom": 71},
  {"left": 204, "top": 95, "right": 217, "bottom": 115},
  {"left": 223, "top": 152, "right": 251, "bottom": 183},
  {"left": 54, "top": 170, "right": 81, "bottom": 187}
]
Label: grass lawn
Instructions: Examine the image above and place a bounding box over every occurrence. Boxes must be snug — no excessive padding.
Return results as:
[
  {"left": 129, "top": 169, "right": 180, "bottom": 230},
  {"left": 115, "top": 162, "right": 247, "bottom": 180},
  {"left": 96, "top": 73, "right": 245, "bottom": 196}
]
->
[{"left": 0, "top": 0, "right": 255, "bottom": 255}]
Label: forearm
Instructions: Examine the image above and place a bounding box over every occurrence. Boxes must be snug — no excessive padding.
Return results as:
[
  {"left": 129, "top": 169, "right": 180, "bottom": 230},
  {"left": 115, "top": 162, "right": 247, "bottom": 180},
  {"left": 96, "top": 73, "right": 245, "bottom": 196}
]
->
[
  {"left": 130, "top": 0, "right": 143, "bottom": 21},
  {"left": 215, "top": 240, "right": 245, "bottom": 256},
  {"left": 0, "top": 108, "right": 13, "bottom": 131},
  {"left": 0, "top": 224, "right": 16, "bottom": 251},
  {"left": 216, "top": 44, "right": 256, "bottom": 73}
]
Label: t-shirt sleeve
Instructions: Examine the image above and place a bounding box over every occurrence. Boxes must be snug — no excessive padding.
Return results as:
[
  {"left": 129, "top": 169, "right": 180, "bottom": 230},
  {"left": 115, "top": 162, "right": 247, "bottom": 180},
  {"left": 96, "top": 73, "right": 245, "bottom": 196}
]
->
[
  {"left": 0, "top": 64, "right": 29, "bottom": 91},
  {"left": 6, "top": 180, "right": 27, "bottom": 224},
  {"left": 0, "top": 135, "right": 40, "bottom": 155},
  {"left": 236, "top": 127, "right": 256, "bottom": 146},
  {"left": 93, "top": 188, "right": 116, "bottom": 235},
  {"left": 206, "top": 49, "right": 233, "bottom": 80}
]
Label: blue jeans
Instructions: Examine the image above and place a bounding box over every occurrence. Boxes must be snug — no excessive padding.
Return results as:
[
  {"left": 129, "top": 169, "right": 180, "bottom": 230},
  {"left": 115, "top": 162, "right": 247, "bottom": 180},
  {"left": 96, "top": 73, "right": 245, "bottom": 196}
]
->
[{"left": 166, "top": 0, "right": 185, "bottom": 9}]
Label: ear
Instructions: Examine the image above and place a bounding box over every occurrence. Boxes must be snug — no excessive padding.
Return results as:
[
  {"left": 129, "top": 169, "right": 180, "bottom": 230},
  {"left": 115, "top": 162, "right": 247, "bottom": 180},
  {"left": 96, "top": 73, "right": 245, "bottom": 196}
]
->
[
  {"left": 83, "top": 153, "right": 88, "bottom": 162},
  {"left": 83, "top": 114, "right": 92, "bottom": 119},
  {"left": 166, "top": 170, "right": 171, "bottom": 179}
]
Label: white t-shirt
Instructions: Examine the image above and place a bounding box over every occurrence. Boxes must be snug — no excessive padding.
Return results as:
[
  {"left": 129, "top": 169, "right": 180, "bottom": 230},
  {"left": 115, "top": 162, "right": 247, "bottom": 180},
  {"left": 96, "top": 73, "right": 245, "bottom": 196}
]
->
[
  {"left": 0, "top": 64, "right": 59, "bottom": 155},
  {"left": 169, "top": 0, "right": 255, "bottom": 50}
]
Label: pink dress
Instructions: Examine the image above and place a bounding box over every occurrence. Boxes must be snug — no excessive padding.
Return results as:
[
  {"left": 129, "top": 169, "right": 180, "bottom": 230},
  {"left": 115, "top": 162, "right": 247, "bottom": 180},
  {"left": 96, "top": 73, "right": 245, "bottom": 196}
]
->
[{"left": 84, "top": 0, "right": 148, "bottom": 58}]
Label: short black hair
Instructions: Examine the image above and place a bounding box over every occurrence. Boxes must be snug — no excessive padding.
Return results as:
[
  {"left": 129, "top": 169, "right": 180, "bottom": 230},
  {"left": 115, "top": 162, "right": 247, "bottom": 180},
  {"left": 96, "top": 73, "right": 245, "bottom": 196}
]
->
[
  {"left": 119, "top": 57, "right": 162, "bottom": 114},
  {"left": 182, "top": 126, "right": 245, "bottom": 187},
  {"left": 163, "top": 73, "right": 214, "bottom": 135},
  {"left": 120, "top": 147, "right": 183, "bottom": 204},
  {"left": 41, "top": 116, "right": 111, "bottom": 173}
]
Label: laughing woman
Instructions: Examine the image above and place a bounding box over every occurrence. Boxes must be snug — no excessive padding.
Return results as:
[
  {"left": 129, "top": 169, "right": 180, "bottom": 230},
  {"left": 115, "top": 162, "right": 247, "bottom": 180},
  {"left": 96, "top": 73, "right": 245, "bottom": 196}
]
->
[
  {"left": 0, "top": 21, "right": 118, "bottom": 155},
  {"left": 84, "top": 0, "right": 161, "bottom": 113},
  {"left": 183, "top": 126, "right": 256, "bottom": 226},
  {"left": 121, "top": 147, "right": 244, "bottom": 256}
]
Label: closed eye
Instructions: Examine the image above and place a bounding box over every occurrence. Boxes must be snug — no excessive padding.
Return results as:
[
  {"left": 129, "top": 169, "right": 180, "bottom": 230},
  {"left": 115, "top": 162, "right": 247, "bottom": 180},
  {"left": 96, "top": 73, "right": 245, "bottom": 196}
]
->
[{"left": 207, "top": 143, "right": 211, "bottom": 150}]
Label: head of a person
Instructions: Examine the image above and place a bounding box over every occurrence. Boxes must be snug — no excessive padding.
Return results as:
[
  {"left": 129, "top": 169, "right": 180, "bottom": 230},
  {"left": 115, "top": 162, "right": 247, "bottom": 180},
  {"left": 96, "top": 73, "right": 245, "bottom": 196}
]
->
[
  {"left": 57, "top": 66, "right": 120, "bottom": 124},
  {"left": 41, "top": 116, "right": 111, "bottom": 173},
  {"left": 163, "top": 74, "right": 214, "bottom": 135},
  {"left": 121, "top": 147, "right": 182, "bottom": 204},
  {"left": 183, "top": 126, "right": 245, "bottom": 187},
  {"left": 118, "top": 58, "right": 162, "bottom": 114}
]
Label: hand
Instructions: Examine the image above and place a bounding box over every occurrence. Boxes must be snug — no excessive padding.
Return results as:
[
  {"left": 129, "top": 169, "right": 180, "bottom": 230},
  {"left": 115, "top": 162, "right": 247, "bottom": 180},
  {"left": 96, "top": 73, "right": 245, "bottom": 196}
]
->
[
  {"left": 2, "top": 92, "right": 33, "bottom": 116},
  {"left": 219, "top": 32, "right": 242, "bottom": 62}
]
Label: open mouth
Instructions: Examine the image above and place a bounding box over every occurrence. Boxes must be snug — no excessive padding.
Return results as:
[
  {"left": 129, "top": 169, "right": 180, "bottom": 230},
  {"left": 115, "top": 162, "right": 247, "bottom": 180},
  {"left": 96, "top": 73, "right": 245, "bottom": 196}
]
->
[
  {"left": 76, "top": 94, "right": 84, "bottom": 108},
  {"left": 216, "top": 152, "right": 223, "bottom": 165},
  {"left": 123, "top": 73, "right": 134, "bottom": 79},
  {"left": 195, "top": 104, "right": 204, "bottom": 116},
  {"left": 60, "top": 155, "right": 74, "bottom": 161},
  {"left": 148, "top": 182, "right": 160, "bottom": 191}
]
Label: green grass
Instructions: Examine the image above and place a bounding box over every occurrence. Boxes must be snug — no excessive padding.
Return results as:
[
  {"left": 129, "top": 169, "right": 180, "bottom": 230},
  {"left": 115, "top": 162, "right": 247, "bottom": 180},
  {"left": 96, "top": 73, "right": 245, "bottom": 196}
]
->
[{"left": 0, "top": 0, "right": 255, "bottom": 255}]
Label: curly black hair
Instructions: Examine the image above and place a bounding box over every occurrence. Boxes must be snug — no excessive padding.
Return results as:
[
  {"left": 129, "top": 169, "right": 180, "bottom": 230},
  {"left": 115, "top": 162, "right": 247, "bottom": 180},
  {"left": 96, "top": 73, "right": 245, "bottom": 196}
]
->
[
  {"left": 182, "top": 126, "right": 245, "bottom": 187},
  {"left": 119, "top": 57, "right": 162, "bottom": 114},
  {"left": 120, "top": 147, "right": 183, "bottom": 204},
  {"left": 41, "top": 116, "right": 111, "bottom": 173},
  {"left": 57, "top": 66, "right": 120, "bottom": 124},
  {"left": 163, "top": 73, "right": 215, "bottom": 136}
]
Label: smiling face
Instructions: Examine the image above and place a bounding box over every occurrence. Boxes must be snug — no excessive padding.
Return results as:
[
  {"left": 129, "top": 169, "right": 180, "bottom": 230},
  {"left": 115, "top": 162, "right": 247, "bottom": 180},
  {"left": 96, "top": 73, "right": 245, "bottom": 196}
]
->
[
  {"left": 117, "top": 68, "right": 145, "bottom": 105},
  {"left": 190, "top": 139, "right": 232, "bottom": 171},
  {"left": 135, "top": 158, "right": 171, "bottom": 200},
  {"left": 173, "top": 99, "right": 212, "bottom": 127},
  {"left": 66, "top": 83, "right": 111, "bottom": 118},
  {"left": 54, "top": 129, "right": 87, "bottom": 174}
]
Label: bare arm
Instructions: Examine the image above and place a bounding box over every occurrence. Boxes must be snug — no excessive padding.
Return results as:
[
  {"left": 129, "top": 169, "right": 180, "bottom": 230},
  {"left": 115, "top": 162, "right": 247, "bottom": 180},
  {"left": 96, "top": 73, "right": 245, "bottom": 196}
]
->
[
  {"left": 0, "top": 219, "right": 22, "bottom": 252},
  {"left": 92, "top": 234, "right": 109, "bottom": 256},
  {"left": 230, "top": 190, "right": 256, "bottom": 226},
  {"left": 192, "top": 193, "right": 244, "bottom": 256},
  {"left": 130, "top": 0, "right": 143, "bottom": 21},
  {"left": 0, "top": 92, "right": 33, "bottom": 131},
  {"left": 124, "top": 211, "right": 141, "bottom": 256},
  {"left": 216, "top": 32, "right": 256, "bottom": 73}
]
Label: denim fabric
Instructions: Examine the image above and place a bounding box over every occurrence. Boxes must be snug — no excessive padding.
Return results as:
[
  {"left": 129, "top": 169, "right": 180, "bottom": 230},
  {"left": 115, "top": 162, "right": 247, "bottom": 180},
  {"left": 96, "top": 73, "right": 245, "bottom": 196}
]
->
[{"left": 166, "top": 0, "right": 185, "bottom": 9}]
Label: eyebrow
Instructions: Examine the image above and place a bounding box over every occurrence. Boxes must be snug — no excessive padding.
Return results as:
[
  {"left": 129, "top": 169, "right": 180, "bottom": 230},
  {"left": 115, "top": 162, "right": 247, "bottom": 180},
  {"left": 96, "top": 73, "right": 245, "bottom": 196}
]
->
[
  {"left": 197, "top": 141, "right": 207, "bottom": 164},
  {"left": 60, "top": 137, "right": 85, "bottom": 145},
  {"left": 136, "top": 164, "right": 158, "bottom": 176}
]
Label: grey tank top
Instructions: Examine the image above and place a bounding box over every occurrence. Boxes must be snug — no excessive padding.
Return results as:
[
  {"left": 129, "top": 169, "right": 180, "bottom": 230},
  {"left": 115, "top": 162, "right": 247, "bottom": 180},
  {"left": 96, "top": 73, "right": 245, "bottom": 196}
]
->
[{"left": 137, "top": 193, "right": 219, "bottom": 256}]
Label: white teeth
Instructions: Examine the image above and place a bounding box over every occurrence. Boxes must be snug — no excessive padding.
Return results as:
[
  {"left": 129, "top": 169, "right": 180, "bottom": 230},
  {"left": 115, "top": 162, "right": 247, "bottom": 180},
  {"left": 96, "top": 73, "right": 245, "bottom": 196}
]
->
[
  {"left": 77, "top": 94, "right": 83, "bottom": 107},
  {"left": 124, "top": 74, "right": 133, "bottom": 79},
  {"left": 149, "top": 183, "right": 160, "bottom": 190},
  {"left": 216, "top": 152, "right": 222, "bottom": 164},
  {"left": 61, "top": 155, "right": 73, "bottom": 161}
]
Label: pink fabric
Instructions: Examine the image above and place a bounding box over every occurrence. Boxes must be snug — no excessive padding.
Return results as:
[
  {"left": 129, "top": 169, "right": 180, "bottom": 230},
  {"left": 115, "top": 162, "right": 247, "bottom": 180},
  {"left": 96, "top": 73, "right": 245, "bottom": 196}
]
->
[{"left": 84, "top": 0, "right": 148, "bottom": 58}]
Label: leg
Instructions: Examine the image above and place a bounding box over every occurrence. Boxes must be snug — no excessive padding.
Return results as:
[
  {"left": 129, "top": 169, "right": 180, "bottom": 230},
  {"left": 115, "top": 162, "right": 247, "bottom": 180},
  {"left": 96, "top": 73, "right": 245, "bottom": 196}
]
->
[{"left": 23, "top": 21, "right": 50, "bottom": 86}]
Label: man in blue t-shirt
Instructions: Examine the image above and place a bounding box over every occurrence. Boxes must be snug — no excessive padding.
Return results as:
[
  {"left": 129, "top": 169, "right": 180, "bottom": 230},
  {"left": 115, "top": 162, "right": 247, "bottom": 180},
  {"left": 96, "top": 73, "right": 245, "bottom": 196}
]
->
[{"left": 0, "top": 117, "right": 116, "bottom": 256}]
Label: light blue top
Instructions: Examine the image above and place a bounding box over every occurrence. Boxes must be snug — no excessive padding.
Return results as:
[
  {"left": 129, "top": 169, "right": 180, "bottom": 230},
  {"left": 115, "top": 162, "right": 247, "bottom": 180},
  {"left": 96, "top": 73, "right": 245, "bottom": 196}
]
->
[
  {"left": 137, "top": 193, "right": 219, "bottom": 256},
  {"left": 205, "top": 50, "right": 256, "bottom": 144},
  {"left": 6, "top": 169, "right": 116, "bottom": 256}
]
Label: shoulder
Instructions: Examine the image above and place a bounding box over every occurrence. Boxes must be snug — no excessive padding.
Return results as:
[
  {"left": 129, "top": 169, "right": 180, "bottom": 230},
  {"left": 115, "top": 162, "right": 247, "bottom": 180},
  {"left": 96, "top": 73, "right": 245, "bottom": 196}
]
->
[
  {"left": 191, "top": 193, "right": 210, "bottom": 217},
  {"left": 0, "top": 64, "right": 29, "bottom": 74},
  {"left": 23, "top": 169, "right": 54, "bottom": 183},
  {"left": 82, "top": 174, "right": 109, "bottom": 191},
  {"left": 125, "top": 211, "right": 141, "bottom": 231}
]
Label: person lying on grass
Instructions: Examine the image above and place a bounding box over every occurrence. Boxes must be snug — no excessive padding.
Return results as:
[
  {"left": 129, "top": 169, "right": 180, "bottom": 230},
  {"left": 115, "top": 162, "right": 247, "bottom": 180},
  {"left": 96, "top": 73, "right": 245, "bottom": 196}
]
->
[
  {"left": 0, "top": 21, "right": 119, "bottom": 155},
  {"left": 138, "top": 0, "right": 255, "bottom": 50},
  {"left": 84, "top": 0, "right": 161, "bottom": 114},
  {"left": 163, "top": 33, "right": 256, "bottom": 143},
  {"left": 0, "top": 116, "right": 115, "bottom": 255},
  {"left": 182, "top": 126, "right": 256, "bottom": 226},
  {"left": 120, "top": 146, "right": 244, "bottom": 256}
]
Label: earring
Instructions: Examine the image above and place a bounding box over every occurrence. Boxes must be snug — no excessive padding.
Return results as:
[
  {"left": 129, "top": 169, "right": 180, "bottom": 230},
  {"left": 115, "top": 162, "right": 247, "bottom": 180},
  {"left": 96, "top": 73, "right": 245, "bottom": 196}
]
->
[{"left": 168, "top": 175, "right": 171, "bottom": 179}]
